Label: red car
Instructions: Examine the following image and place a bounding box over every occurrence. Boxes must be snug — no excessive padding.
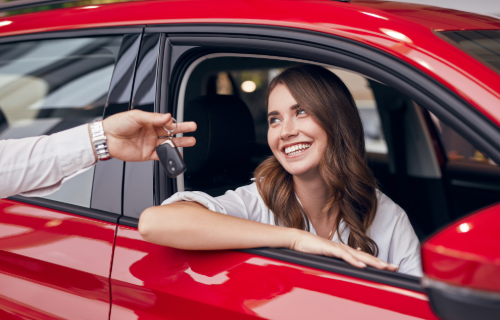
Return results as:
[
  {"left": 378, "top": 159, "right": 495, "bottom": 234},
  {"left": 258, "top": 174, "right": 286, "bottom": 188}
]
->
[{"left": 0, "top": 0, "right": 499, "bottom": 319}]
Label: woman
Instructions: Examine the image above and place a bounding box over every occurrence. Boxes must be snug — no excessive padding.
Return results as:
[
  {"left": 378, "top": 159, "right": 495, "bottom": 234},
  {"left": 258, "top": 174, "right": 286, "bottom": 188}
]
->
[{"left": 139, "top": 65, "right": 421, "bottom": 276}]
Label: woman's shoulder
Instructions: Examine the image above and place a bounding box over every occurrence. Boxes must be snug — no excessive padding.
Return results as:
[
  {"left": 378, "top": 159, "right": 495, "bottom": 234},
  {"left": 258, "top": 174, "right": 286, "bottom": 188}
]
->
[
  {"left": 233, "top": 181, "right": 260, "bottom": 196},
  {"left": 375, "top": 190, "right": 406, "bottom": 219},
  {"left": 370, "top": 190, "right": 408, "bottom": 233}
]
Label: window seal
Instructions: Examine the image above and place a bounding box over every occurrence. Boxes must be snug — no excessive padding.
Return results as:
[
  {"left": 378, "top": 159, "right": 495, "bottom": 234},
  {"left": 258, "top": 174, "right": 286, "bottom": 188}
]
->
[
  {"left": 8, "top": 195, "right": 120, "bottom": 224},
  {"left": 242, "top": 248, "right": 423, "bottom": 293},
  {"left": 118, "top": 215, "right": 139, "bottom": 228}
]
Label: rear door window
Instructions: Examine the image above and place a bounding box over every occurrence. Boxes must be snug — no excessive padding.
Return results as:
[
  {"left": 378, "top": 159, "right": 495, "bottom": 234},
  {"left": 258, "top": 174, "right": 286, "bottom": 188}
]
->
[{"left": 0, "top": 36, "right": 123, "bottom": 207}]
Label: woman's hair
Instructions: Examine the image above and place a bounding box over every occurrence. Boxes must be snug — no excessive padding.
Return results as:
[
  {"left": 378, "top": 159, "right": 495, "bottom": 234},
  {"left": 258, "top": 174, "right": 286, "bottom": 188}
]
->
[{"left": 254, "top": 64, "right": 379, "bottom": 256}]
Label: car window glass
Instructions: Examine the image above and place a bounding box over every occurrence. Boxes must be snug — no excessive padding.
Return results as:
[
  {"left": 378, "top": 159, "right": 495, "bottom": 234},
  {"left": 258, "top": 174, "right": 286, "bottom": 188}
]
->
[
  {"left": 438, "top": 30, "right": 500, "bottom": 76},
  {"left": 429, "top": 112, "right": 497, "bottom": 166},
  {"left": 181, "top": 57, "right": 386, "bottom": 197},
  {"left": 0, "top": 36, "right": 124, "bottom": 207}
]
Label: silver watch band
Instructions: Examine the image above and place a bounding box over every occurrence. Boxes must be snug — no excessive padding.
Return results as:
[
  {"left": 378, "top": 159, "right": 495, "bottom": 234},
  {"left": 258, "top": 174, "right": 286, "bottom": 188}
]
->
[{"left": 90, "top": 120, "right": 111, "bottom": 161}]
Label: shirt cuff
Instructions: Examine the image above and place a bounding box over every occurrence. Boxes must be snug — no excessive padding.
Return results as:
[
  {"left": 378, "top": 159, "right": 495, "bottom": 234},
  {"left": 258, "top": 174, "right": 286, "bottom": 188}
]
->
[{"left": 52, "top": 124, "right": 97, "bottom": 177}]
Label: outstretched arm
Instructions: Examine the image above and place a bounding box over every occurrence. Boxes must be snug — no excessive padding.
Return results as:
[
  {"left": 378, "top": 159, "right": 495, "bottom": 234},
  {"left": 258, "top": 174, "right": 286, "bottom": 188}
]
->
[
  {"left": 139, "top": 201, "right": 398, "bottom": 271},
  {"left": 0, "top": 110, "right": 196, "bottom": 199}
]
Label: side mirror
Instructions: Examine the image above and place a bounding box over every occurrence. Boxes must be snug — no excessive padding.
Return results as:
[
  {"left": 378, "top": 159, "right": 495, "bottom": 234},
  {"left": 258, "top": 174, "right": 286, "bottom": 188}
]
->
[{"left": 421, "top": 203, "right": 500, "bottom": 320}]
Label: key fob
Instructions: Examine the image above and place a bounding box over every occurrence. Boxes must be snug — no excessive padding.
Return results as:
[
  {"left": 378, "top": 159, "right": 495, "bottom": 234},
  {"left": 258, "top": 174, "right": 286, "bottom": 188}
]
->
[{"left": 157, "top": 140, "right": 186, "bottom": 178}]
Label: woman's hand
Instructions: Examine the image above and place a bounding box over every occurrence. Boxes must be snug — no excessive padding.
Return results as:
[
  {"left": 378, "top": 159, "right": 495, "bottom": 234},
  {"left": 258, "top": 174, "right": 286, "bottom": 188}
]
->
[
  {"left": 290, "top": 230, "right": 399, "bottom": 271},
  {"left": 101, "top": 110, "right": 197, "bottom": 162}
]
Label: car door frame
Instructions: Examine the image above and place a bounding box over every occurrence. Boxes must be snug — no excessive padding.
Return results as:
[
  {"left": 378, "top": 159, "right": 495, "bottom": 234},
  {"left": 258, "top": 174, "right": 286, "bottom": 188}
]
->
[{"left": 150, "top": 24, "right": 500, "bottom": 291}]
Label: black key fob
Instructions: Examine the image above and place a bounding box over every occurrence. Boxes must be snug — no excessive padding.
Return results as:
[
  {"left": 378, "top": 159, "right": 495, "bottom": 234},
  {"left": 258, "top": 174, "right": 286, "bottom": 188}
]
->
[{"left": 157, "top": 140, "right": 186, "bottom": 178}]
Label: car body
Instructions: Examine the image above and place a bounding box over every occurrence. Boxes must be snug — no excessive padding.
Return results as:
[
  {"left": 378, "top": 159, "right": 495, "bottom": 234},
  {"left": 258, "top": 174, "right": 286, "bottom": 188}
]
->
[{"left": 0, "top": 0, "right": 499, "bottom": 319}]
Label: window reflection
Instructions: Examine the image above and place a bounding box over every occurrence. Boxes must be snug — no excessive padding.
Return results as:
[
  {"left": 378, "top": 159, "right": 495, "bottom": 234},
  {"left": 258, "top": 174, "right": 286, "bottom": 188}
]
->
[
  {"left": 0, "top": 36, "right": 124, "bottom": 207},
  {"left": 430, "top": 112, "right": 497, "bottom": 165}
]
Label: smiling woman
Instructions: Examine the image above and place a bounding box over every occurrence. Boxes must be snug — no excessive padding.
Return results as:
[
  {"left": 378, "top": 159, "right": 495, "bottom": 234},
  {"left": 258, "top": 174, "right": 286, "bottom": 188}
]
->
[
  {"left": 139, "top": 64, "right": 421, "bottom": 276},
  {"left": 257, "top": 65, "right": 379, "bottom": 255}
]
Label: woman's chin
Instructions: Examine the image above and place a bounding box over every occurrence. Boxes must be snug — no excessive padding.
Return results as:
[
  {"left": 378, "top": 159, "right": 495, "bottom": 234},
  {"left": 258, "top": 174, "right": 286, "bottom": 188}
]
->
[{"left": 284, "top": 165, "right": 320, "bottom": 179}]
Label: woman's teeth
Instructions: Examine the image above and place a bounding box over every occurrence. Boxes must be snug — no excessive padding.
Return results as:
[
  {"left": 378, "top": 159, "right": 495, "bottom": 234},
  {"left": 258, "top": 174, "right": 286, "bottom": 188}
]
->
[{"left": 285, "top": 143, "right": 311, "bottom": 156}]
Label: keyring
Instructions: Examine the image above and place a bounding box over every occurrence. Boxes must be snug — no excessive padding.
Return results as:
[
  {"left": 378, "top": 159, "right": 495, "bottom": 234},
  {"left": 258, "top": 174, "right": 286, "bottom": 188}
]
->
[{"left": 163, "top": 118, "right": 177, "bottom": 138}]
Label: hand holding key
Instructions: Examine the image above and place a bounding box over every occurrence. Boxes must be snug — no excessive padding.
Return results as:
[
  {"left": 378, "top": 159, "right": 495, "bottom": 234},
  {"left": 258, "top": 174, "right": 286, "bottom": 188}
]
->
[
  {"left": 101, "top": 110, "right": 196, "bottom": 162},
  {"left": 156, "top": 118, "right": 187, "bottom": 177}
]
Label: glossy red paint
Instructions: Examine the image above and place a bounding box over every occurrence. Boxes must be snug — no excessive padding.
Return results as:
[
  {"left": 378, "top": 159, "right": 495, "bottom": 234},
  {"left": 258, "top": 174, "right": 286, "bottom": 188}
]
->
[
  {"left": 422, "top": 202, "right": 500, "bottom": 293},
  {"left": 110, "top": 225, "right": 437, "bottom": 319},
  {"left": 1, "top": 0, "right": 499, "bottom": 131},
  {"left": 0, "top": 199, "right": 116, "bottom": 319}
]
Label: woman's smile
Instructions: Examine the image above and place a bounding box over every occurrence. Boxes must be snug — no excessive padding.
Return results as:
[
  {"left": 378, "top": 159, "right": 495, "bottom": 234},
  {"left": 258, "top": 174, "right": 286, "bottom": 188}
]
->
[{"left": 282, "top": 142, "right": 312, "bottom": 158}]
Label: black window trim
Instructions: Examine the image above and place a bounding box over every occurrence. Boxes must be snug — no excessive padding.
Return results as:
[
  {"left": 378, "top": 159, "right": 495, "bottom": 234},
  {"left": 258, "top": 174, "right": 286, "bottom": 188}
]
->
[
  {"left": 1, "top": 26, "right": 145, "bottom": 223},
  {"left": 8, "top": 195, "right": 120, "bottom": 223},
  {"left": 151, "top": 23, "right": 500, "bottom": 293}
]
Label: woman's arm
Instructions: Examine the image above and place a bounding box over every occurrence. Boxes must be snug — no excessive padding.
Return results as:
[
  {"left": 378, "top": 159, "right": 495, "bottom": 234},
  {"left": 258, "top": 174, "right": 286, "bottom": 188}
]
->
[{"left": 139, "top": 201, "right": 398, "bottom": 271}]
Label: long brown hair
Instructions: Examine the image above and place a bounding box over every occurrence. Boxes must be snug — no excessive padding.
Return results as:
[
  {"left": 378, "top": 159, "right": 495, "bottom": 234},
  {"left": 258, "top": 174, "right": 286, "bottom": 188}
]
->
[{"left": 254, "top": 64, "right": 379, "bottom": 256}]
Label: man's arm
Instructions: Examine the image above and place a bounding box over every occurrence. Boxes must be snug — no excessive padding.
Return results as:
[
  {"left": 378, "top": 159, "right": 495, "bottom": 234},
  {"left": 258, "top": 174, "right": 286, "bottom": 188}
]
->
[{"left": 0, "top": 110, "right": 196, "bottom": 199}]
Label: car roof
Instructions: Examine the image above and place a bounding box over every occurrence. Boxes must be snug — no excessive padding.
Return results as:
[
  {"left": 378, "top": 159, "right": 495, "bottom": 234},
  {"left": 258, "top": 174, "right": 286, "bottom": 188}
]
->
[
  {"left": 1, "top": 0, "right": 499, "bottom": 35},
  {"left": 1, "top": 0, "right": 500, "bottom": 124}
]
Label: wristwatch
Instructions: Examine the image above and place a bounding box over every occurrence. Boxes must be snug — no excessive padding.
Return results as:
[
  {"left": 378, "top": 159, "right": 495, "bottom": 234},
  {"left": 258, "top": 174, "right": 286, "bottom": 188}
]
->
[{"left": 90, "top": 120, "right": 111, "bottom": 161}]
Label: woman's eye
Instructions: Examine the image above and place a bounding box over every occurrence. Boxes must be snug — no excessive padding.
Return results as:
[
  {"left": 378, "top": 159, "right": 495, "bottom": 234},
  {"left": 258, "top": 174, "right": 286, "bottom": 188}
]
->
[
  {"left": 297, "top": 109, "right": 307, "bottom": 116},
  {"left": 269, "top": 117, "right": 280, "bottom": 124}
]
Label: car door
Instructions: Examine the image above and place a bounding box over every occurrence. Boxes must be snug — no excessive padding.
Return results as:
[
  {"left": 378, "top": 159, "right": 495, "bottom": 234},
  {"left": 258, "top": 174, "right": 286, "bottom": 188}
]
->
[
  {"left": 0, "top": 29, "right": 142, "bottom": 319},
  {"left": 108, "top": 28, "right": 439, "bottom": 320}
]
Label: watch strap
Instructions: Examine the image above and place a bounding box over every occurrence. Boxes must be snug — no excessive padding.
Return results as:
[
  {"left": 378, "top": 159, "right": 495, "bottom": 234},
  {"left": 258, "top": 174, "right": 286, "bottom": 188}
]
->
[{"left": 90, "top": 120, "right": 111, "bottom": 161}]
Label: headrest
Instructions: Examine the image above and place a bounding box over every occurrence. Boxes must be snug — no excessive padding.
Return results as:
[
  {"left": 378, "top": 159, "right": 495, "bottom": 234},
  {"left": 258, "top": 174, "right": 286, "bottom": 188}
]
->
[{"left": 183, "top": 95, "right": 256, "bottom": 175}]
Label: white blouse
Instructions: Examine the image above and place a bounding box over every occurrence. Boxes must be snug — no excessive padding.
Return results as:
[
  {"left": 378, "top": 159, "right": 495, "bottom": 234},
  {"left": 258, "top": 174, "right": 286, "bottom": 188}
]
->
[{"left": 163, "top": 182, "right": 422, "bottom": 277}]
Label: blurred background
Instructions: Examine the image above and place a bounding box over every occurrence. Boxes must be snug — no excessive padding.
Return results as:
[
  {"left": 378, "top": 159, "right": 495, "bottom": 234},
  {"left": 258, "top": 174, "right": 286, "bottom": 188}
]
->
[{"left": 385, "top": 0, "right": 499, "bottom": 18}]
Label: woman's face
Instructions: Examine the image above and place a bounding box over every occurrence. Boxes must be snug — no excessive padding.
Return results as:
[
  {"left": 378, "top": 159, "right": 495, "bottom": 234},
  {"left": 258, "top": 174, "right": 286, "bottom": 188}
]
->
[{"left": 267, "top": 84, "right": 328, "bottom": 178}]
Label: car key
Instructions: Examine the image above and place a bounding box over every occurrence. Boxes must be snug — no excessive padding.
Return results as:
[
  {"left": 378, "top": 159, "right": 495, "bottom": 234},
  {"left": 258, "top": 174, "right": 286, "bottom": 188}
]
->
[{"left": 157, "top": 118, "right": 186, "bottom": 178}]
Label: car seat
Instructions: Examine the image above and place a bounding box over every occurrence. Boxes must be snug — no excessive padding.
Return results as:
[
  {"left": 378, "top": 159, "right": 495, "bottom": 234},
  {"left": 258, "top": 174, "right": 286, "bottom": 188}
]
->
[{"left": 183, "top": 95, "right": 256, "bottom": 197}]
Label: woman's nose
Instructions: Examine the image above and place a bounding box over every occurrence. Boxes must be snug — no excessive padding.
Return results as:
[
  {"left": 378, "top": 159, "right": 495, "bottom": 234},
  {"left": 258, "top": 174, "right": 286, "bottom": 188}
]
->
[{"left": 280, "top": 119, "right": 299, "bottom": 140}]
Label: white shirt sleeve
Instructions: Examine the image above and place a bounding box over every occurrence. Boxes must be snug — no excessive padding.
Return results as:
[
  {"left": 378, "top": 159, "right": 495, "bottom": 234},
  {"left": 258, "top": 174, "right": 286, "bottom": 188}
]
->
[
  {"left": 162, "top": 183, "right": 273, "bottom": 224},
  {"left": 0, "top": 124, "right": 97, "bottom": 199}
]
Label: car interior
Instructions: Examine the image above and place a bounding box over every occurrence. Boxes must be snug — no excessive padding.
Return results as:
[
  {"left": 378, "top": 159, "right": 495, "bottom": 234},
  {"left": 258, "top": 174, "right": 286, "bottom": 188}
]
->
[{"left": 178, "top": 55, "right": 500, "bottom": 243}]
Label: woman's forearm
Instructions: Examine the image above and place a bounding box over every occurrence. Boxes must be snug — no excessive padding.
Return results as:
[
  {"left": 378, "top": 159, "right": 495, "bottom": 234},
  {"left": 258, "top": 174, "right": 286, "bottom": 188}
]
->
[
  {"left": 139, "top": 201, "right": 301, "bottom": 250},
  {"left": 139, "top": 201, "right": 398, "bottom": 271}
]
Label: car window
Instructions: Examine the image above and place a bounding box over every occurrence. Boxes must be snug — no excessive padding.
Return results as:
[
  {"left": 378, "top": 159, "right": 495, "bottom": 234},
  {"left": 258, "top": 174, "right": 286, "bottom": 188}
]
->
[
  {"left": 180, "top": 56, "right": 386, "bottom": 197},
  {"left": 429, "top": 112, "right": 497, "bottom": 166},
  {"left": 439, "top": 30, "right": 500, "bottom": 76},
  {"left": 0, "top": 36, "right": 124, "bottom": 207}
]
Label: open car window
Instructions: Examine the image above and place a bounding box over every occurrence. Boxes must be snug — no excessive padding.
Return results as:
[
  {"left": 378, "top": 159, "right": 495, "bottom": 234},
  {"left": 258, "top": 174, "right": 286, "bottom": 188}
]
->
[
  {"left": 174, "top": 53, "right": 500, "bottom": 278},
  {"left": 180, "top": 56, "right": 386, "bottom": 198}
]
